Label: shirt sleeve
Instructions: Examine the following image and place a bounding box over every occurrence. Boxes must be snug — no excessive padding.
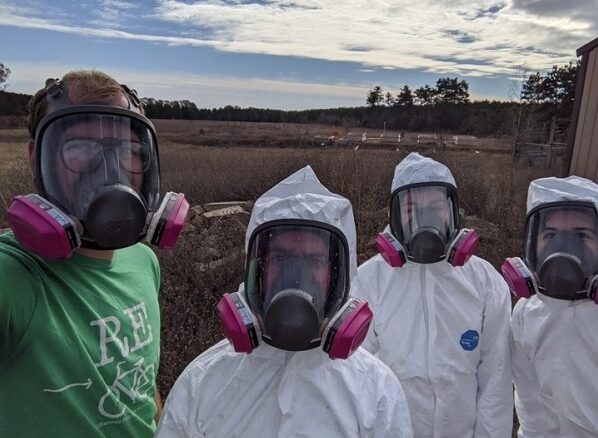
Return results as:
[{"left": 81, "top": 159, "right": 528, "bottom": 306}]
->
[
  {"left": 474, "top": 267, "right": 514, "bottom": 438},
  {"left": 510, "top": 301, "right": 559, "bottom": 438},
  {"left": 147, "top": 245, "right": 160, "bottom": 295},
  {"left": 0, "top": 251, "right": 39, "bottom": 359}
]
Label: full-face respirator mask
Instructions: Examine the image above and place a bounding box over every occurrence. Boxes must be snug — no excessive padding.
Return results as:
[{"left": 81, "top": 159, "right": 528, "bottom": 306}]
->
[
  {"left": 7, "top": 78, "right": 189, "bottom": 258},
  {"left": 376, "top": 183, "right": 479, "bottom": 267},
  {"left": 501, "top": 202, "right": 598, "bottom": 303},
  {"left": 217, "top": 220, "right": 373, "bottom": 360}
]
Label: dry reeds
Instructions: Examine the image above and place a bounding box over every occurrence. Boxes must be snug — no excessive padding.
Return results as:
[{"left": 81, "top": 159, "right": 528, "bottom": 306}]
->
[{"left": 0, "top": 124, "right": 560, "bottom": 402}]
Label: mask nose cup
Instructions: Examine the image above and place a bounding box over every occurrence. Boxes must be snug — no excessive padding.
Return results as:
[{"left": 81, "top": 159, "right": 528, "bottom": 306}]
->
[
  {"left": 538, "top": 253, "right": 586, "bottom": 297},
  {"left": 409, "top": 228, "right": 446, "bottom": 264},
  {"left": 84, "top": 185, "right": 147, "bottom": 248},
  {"left": 264, "top": 290, "right": 320, "bottom": 351}
]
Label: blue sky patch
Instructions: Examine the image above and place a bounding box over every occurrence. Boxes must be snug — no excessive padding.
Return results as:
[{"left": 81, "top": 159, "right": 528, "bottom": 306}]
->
[{"left": 0, "top": 0, "right": 591, "bottom": 109}]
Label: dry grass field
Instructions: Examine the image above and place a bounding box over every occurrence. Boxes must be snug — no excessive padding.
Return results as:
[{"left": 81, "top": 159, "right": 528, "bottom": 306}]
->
[{"left": 0, "top": 121, "right": 562, "bottom": 435}]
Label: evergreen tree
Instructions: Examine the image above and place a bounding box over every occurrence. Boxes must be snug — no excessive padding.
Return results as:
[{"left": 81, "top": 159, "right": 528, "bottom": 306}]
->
[
  {"left": 414, "top": 85, "right": 436, "bottom": 106},
  {"left": 434, "top": 77, "right": 470, "bottom": 104},
  {"left": 366, "top": 86, "right": 384, "bottom": 107},
  {"left": 396, "top": 85, "right": 414, "bottom": 106}
]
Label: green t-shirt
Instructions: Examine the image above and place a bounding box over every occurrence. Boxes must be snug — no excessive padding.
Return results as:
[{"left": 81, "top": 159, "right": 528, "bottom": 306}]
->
[{"left": 0, "top": 232, "right": 161, "bottom": 438}]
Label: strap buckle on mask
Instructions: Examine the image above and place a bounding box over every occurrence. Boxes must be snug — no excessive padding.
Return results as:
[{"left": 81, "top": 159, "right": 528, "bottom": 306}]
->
[
  {"left": 120, "top": 84, "right": 141, "bottom": 110},
  {"left": 44, "top": 77, "right": 142, "bottom": 112},
  {"left": 44, "top": 78, "right": 72, "bottom": 111},
  {"left": 45, "top": 78, "right": 62, "bottom": 97}
]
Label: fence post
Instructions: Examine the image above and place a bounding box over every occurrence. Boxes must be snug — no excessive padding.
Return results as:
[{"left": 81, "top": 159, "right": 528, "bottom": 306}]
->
[
  {"left": 546, "top": 117, "right": 556, "bottom": 167},
  {"left": 546, "top": 142, "right": 552, "bottom": 167},
  {"left": 512, "top": 108, "right": 522, "bottom": 160}
]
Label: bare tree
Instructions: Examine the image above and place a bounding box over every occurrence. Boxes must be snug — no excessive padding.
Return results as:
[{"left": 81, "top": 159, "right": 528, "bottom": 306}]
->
[
  {"left": 0, "top": 63, "right": 11, "bottom": 91},
  {"left": 384, "top": 92, "right": 395, "bottom": 107}
]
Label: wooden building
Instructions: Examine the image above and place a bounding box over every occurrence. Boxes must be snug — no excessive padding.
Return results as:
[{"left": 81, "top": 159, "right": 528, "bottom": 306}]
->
[{"left": 567, "top": 37, "right": 598, "bottom": 180}]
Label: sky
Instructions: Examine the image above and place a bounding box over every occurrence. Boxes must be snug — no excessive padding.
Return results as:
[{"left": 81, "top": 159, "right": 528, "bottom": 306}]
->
[{"left": 0, "top": 0, "right": 596, "bottom": 110}]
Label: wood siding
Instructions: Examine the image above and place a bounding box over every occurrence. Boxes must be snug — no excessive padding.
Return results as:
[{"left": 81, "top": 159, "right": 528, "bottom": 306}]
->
[{"left": 570, "top": 48, "right": 598, "bottom": 181}]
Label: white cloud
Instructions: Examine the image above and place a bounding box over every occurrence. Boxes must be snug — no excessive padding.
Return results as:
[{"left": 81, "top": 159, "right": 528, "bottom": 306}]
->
[
  {"left": 5, "top": 61, "right": 369, "bottom": 109},
  {"left": 90, "top": 0, "right": 140, "bottom": 28},
  {"left": 0, "top": 0, "right": 592, "bottom": 78},
  {"left": 0, "top": 9, "right": 219, "bottom": 46},
  {"left": 101, "top": 0, "right": 138, "bottom": 9},
  {"left": 151, "top": 0, "right": 589, "bottom": 74}
]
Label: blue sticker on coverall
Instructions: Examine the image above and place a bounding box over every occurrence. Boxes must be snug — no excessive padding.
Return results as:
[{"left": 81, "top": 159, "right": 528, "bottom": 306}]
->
[{"left": 460, "top": 330, "right": 479, "bottom": 351}]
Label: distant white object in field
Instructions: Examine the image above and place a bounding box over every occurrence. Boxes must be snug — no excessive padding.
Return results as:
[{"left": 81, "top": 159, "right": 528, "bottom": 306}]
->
[
  {"left": 345, "top": 132, "right": 367, "bottom": 143},
  {"left": 417, "top": 133, "right": 438, "bottom": 144},
  {"left": 354, "top": 145, "right": 360, "bottom": 151},
  {"left": 453, "top": 135, "right": 477, "bottom": 145}
]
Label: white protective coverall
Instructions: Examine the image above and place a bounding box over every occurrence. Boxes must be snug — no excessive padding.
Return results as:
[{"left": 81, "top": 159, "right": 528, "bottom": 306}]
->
[
  {"left": 511, "top": 176, "right": 598, "bottom": 438},
  {"left": 354, "top": 153, "right": 513, "bottom": 438},
  {"left": 156, "top": 165, "right": 413, "bottom": 438}
]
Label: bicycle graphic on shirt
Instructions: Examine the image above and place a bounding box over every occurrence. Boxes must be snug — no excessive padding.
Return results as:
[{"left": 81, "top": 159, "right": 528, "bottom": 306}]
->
[{"left": 98, "top": 358, "right": 155, "bottom": 419}]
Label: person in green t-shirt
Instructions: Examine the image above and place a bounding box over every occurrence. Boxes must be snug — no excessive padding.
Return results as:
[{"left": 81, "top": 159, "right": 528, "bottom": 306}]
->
[{"left": 0, "top": 70, "right": 188, "bottom": 438}]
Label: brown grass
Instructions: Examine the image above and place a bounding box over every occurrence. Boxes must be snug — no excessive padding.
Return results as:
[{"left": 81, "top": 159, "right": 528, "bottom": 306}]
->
[
  {"left": 0, "top": 122, "right": 560, "bottom": 433},
  {"left": 0, "top": 129, "right": 35, "bottom": 218},
  {"left": 155, "top": 127, "right": 557, "bottom": 404}
]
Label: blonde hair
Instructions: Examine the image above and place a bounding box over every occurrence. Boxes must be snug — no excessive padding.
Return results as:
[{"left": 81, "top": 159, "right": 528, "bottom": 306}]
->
[{"left": 27, "top": 70, "right": 143, "bottom": 138}]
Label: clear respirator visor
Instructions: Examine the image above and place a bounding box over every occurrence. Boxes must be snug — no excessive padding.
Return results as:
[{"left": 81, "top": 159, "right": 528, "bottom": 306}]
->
[
  {"left": 524, "top": 203, "right": 598, "bottom": 276},
  {"left": 37, "top": 111, "right": 160, "bottom": 219},
  {"left": 245, "top": 222, "right": 350, "bottom": 339},
  {"left": 390, "top": 185, "right": 457, "bottom": 244}
]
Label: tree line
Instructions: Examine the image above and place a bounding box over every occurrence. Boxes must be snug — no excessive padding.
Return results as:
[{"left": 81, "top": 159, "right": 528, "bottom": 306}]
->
[{"left": 0, "top": 62, "right": 579, "bottom": 138}]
